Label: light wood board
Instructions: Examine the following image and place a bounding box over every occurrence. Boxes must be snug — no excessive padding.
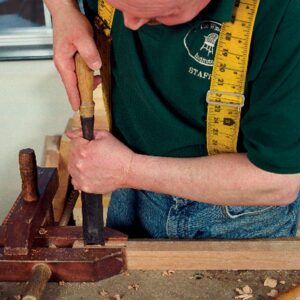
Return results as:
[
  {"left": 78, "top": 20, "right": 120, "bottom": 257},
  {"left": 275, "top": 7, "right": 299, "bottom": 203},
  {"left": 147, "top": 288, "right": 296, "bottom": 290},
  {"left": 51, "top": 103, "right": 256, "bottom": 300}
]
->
[{"left": 126, "top": 239, "right": 300, "bottom": 270}]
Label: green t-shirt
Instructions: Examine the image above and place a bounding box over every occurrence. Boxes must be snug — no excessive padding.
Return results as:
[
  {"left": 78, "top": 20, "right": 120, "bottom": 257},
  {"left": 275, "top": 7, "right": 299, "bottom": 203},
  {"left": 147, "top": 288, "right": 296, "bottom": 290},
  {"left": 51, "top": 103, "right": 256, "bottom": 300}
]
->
[{"left": 85, "top": 0, "right": 300, "bottom": 174}]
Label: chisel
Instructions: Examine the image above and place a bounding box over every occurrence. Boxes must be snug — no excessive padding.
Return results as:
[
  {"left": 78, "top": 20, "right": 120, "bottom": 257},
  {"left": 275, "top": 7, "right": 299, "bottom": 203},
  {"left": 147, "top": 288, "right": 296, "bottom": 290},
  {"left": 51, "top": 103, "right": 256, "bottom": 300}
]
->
[{"left": 75, "top": 53, "right": 105, "bottom": 245}]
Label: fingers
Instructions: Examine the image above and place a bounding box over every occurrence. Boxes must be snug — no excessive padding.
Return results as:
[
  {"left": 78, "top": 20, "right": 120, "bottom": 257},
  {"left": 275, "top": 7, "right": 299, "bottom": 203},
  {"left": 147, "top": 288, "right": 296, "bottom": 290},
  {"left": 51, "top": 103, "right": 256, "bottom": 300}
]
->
[
  {"left": 74, "top": 35, "right": 102, "bottom": 71},
  {"left": 68, "top": 137, "right": 90, "bottom": 192},
  {"left": 94, "top": 130, "right": 110, "bottom": 139},
  {"left": 67, "top": 129, "right": 108, "bottom": 140},
  {"left": 52, "top": 12, "right": 101, "bottom": 111},
  {"left": 53, "top": 42, "right": 81, "bottom": 111},
  {"left": 66, "top": 129, "right": 82, "bottom": 139}
]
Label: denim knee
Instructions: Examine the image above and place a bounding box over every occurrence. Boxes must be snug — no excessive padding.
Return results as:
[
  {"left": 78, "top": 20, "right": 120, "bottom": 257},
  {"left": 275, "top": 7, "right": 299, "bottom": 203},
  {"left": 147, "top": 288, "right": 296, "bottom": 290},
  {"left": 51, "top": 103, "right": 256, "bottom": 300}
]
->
[
  {"left": 107, "top": 189, "right": 172, "bottom": 238},
  {"left": 107, "top": 189, "right": 300, "bottom": 239}
]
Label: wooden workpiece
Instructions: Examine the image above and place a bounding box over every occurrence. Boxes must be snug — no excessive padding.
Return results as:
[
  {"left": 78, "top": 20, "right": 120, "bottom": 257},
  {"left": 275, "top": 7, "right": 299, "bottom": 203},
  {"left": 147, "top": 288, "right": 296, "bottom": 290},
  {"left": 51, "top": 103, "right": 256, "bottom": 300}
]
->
[{"left": 126, "top": 239, "right": 300, "bottom": 270}]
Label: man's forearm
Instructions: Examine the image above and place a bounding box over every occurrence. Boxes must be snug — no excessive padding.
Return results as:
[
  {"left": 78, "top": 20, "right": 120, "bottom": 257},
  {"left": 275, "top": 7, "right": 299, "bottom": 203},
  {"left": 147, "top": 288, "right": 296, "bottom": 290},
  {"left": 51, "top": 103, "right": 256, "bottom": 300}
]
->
[
  {"left": 44, "top": 0, "right": 79, "bottom": 17},
  {"left": 127, "top": 152, "right": 300, "bottom": 206}
]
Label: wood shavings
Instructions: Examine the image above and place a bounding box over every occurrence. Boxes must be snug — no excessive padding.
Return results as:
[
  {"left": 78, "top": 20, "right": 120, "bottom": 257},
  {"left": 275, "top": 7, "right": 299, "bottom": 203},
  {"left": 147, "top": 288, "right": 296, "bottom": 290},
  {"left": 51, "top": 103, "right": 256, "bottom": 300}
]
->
[
  {"left": 58, "top": 280, "right": 65, "bottom": 286},
  {"left": 113, "top": 294, "right": 121, "bottom": 300},
  {"left": 235, "top": 288, "right": 244, "bottom": 295},
  {"left": 279, "top": 280, "right": 286, "bottom": 285},
  {"left": 264, "top": 277, "right": 277, "bottom": 288},
  {"left": 234, "top": 295, "right": 253, "bottom": 299},
  {"left": 162, "top": 270, "right": 175, "bottom": 277},
  {"left": 128, "top": 283, "right": 139, "bottom": 291},
  {"left": 99, "top": 288, "right": 109, "bottom": 297},
  {"left": 235, "top": 285, "right": 253, "bottom": 299},
  {"left": 242, "top": 286, "right": 252, "bottom": 294},
  {"left": 267, "top": 289, "right": 278, "bottom": 298},
  {"left": 38, "top": 228, "right": 47, "bottom": 235},
  {"left": 122, "top": 271, "right": 130, "bottom": 276},
  {"left": 13, "top": 296, "right": 21, "bottom": 300}
]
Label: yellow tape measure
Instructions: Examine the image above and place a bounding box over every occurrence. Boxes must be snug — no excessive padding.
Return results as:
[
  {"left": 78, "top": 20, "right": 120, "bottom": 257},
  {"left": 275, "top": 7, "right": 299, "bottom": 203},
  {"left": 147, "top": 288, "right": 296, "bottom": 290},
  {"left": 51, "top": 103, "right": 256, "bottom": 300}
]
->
[
  {"left": 97, "top": 0, "right": 115, "bottom": 37},
  {"left": 206, "top": 0, "right": 260, "bottom": 155}
]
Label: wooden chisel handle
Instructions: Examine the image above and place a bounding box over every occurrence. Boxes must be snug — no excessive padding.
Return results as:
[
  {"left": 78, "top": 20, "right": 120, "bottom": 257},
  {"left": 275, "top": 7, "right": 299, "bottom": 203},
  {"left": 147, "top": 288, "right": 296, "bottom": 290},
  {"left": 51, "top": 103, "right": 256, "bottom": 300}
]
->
[{"left": 75, "top": 53, "right": 105, "bottom": 245}]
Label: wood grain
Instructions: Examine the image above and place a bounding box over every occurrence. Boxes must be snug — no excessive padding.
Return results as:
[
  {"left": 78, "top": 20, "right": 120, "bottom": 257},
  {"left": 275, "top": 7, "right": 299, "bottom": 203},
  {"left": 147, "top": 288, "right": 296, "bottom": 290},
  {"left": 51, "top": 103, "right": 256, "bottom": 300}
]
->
[{"left": 126, "top": 239, "right": 300, "bottom": 270}]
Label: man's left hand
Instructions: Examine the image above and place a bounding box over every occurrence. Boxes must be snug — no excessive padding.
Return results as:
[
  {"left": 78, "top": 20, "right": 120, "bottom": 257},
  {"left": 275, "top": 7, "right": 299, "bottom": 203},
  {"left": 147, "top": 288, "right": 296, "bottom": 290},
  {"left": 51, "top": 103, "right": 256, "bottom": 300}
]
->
[{"left": 67, "top": 129, "right": 134, "bottom": 194}]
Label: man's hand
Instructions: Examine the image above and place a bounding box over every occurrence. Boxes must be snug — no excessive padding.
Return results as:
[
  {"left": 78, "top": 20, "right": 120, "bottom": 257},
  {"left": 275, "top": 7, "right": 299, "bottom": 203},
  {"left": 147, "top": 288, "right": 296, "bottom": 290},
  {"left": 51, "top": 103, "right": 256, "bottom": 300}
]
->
[
  {"left": 67, "top": 130, "right": 134, "bottom": 194},
  {"left": 45, "top": 0, "right": 102, "bottom": 110}
]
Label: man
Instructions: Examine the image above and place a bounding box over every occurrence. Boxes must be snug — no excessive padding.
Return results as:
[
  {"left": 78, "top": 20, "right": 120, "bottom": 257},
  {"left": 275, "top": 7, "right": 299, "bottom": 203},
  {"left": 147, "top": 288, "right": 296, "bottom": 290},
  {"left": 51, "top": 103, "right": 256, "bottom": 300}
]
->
[{"left": 45, "top": 0, "right": 300, "bottom": 239}]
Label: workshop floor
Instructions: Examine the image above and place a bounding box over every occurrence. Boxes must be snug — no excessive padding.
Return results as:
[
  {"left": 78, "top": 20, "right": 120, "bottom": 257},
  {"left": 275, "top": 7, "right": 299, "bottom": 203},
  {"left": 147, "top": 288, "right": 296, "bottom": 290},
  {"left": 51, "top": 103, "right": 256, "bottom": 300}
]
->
[{"left": 1, "top": 270, "right": 299, "bottom": 300}]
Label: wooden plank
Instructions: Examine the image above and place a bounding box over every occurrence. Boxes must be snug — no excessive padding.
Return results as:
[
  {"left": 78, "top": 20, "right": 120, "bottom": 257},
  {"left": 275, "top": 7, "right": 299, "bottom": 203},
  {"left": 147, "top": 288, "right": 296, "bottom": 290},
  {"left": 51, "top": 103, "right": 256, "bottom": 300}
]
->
[{"left": 126, "top": 239, "right": 300, "bottom": 270}]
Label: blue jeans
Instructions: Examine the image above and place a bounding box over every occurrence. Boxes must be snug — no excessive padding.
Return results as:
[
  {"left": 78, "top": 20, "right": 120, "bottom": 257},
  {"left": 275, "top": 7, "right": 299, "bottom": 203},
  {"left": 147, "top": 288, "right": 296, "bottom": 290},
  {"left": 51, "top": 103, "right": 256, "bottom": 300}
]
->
[{"left": 107, "top": 189, "right": 300, "bottom": 239}]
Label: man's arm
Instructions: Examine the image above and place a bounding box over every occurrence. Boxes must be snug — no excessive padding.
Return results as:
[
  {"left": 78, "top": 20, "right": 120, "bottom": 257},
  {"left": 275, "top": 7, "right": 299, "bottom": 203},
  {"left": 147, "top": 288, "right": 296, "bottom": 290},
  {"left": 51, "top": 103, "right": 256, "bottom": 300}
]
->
[
  {"left": 128, "top": 151, "right": 300, "bottom": 206},
  {"left": 44, "top": 0, "right": 101, "bottom": 110},
  {"left": 67, "top": 130, "right": 300, "bottom": 207}
]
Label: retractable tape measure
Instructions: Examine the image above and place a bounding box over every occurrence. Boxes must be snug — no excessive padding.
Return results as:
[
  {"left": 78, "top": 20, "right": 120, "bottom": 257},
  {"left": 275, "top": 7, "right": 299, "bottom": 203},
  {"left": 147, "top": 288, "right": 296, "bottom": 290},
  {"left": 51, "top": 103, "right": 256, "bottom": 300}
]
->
[
  {"left": 97, "top": 0, "right": 115, "bottom": 37},
  {"left": 206, "top": 0, "right": 260, "bottom": 155},
  {"left": 97, "top": 0, "right": 260, "bottom": 154}
]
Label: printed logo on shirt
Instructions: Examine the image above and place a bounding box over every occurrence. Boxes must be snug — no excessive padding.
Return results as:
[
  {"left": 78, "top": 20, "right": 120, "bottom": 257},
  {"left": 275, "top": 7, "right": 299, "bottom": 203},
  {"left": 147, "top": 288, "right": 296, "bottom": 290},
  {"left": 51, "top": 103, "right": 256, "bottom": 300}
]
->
[{"left": 184, "top": 20, "right": 221, "bottom": 80}]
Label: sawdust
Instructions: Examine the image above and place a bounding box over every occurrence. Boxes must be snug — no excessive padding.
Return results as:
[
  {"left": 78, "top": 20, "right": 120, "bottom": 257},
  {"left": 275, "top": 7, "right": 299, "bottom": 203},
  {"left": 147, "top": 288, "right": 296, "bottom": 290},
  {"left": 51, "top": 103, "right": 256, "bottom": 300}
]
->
[
  {"left": 128, "top": 283, "right": 139, "bottom": 291},
  {"left": 38, "top": 228, "right": 47, "bottom": 235},
  {"left": 99, "top": 288, "right": 109, "bottom": 297},
  {"left": 162, "top": 270, "right": 175, "bottom": 277}
]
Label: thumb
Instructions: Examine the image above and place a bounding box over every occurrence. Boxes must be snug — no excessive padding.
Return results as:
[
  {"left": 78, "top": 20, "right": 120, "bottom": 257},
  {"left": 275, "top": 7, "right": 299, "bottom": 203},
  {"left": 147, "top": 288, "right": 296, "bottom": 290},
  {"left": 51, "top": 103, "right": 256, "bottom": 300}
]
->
[
  {"left": 75, "top": 36, "right": 102, "bottom": 71},
  {"left": 94, "top": 130, "right": 110, "bottom": 139},
  {"left": 66, "top": 129, "right": 83, "bottom": 139}
]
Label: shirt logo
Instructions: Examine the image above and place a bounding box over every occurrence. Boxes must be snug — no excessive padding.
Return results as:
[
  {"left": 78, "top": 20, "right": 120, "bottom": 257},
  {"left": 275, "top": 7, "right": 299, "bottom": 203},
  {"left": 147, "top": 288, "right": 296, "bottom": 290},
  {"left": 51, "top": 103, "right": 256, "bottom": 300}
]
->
[{"left": 184, "top": 21, "right": 221, "bottom": 67}]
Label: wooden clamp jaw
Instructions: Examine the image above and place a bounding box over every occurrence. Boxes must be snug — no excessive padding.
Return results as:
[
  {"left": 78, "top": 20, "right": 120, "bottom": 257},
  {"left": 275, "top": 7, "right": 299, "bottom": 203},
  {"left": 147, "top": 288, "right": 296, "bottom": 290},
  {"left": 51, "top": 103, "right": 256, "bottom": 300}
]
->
[
  {"left": 0, "top": 148, "right": 127, "bottom": 285},
  {"left": 3, "top": 149, "right": 58, "bottom": 256}
]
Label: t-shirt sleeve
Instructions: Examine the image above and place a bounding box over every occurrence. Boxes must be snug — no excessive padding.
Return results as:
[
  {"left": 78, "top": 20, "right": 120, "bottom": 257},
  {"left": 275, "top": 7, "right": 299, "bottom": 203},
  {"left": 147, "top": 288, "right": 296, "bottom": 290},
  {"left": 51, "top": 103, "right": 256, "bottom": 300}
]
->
[{"left": 241, "top": 0, "right": 300, "bottom": 174}]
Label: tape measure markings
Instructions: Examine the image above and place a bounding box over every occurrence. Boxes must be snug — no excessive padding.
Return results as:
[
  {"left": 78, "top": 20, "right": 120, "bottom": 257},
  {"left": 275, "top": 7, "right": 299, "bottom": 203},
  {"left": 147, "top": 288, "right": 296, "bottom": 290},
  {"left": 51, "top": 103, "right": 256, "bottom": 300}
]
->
[{"left": 207, "top": 0, "right": 260, "bottom": 155}]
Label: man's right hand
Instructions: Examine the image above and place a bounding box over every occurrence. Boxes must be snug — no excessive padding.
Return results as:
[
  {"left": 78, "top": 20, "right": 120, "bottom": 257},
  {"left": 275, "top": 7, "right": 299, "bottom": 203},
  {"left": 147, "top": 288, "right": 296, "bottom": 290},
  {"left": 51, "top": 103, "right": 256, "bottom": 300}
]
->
[{"left": 45, "top": 0, "right": 101, "bottom": 110}]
